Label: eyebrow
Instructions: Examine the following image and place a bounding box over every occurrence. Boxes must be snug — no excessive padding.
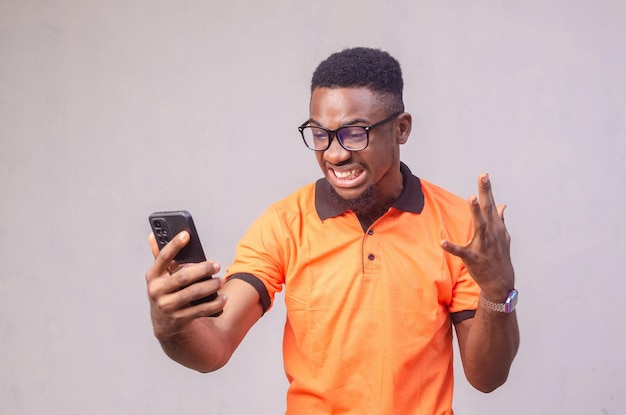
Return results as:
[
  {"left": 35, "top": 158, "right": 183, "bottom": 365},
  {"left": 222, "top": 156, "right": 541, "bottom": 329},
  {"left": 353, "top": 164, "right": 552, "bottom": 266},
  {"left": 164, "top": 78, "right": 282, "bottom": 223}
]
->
[{"left": 308, "top": 117, "right": 371, "bottom": 128}]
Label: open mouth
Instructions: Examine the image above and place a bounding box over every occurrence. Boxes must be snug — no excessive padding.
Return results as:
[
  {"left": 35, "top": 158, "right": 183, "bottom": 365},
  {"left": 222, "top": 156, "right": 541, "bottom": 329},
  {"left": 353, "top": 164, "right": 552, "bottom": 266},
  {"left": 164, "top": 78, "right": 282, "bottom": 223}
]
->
[
  {"left": 333, "top": 169, "right": 362, "bottom": 180},
  {"left": 327, "top": 166, "right": 367, "bottom": 189}
]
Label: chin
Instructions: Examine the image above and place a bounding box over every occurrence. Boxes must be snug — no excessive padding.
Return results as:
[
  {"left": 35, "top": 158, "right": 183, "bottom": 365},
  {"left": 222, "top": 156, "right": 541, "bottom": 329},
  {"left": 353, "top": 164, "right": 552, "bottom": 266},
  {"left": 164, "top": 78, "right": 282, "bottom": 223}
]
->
[
  {"left": 335, "top": 188, "right": 365, "bottom": 201},
  {"left": 328, "top": 184, "right": 377, "bottom": 215}
]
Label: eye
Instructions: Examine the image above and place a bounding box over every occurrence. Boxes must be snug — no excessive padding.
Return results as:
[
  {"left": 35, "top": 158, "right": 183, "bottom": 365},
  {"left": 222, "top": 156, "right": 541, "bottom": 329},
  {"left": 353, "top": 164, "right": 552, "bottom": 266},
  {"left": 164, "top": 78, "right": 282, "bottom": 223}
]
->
[
  {"left": 340, "top": 127, "right": 367, "bottom": 140},
  {"left": 311, "top": 128, "right": 328, "bottom": 140}
]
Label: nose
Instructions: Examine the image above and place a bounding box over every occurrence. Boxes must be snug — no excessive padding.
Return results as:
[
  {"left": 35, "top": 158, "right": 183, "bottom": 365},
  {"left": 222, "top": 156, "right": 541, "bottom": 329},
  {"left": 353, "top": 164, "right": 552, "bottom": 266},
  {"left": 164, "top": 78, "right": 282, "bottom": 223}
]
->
[{"left": 324, "top": 133, "right": 351, "bottom": 163}]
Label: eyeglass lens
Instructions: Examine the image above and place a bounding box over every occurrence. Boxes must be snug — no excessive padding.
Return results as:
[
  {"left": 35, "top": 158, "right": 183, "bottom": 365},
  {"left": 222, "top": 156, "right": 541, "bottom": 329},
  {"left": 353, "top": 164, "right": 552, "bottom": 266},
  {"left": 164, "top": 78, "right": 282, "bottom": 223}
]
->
[{"left": 301, "top": 126, "right": 368, "bottom": 151}]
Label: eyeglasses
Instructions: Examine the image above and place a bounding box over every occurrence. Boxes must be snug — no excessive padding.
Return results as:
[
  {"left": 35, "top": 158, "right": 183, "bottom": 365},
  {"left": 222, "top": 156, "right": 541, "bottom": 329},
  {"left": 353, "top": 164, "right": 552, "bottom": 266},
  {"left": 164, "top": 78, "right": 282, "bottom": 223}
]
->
[{"left": 298, "top": 111, "right": 402, "bottom": 152}]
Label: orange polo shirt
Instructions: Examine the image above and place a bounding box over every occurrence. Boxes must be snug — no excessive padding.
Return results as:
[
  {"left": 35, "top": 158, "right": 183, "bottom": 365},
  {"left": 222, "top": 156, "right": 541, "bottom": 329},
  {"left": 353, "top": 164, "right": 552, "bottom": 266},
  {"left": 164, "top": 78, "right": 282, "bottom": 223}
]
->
[{"left": 226, "top": 163, "right": 479, "bottom": 414}]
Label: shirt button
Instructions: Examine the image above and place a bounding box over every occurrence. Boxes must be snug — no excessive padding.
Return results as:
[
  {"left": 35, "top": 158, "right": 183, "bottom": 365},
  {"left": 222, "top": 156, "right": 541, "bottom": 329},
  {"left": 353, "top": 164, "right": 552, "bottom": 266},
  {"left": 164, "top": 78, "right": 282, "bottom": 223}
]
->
[
  {"left": 367, "top": 229, "right": 374, "bottom": 235},
  {"left": 368, "top": 253, "right": 375, "bottom": 261}
]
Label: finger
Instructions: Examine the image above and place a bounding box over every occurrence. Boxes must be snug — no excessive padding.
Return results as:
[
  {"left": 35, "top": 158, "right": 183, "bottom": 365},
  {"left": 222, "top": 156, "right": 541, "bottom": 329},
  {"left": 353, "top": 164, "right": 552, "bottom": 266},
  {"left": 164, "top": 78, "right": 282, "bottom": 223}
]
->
[
  {"left": 148, "top": 233, "right": 178, "bottom": 277},
  {"left": 176, "top": 275, "right": 224, "bottom": 304},
  {"left": 170, "top": 262, "right": 222, "bottom": 290},
  {"left": 158, "top": 275, "right": 223, "bottom": 311},
  {"left": 148, "top": 263, "right": 221, "bottom": 308},
  {"left": 152, "top": 293, "right": 228, "bottom": 338},
  {"left": 149, "top": 232, "right": 160, "bottom": 258},
  {"left": 148, "top": 231, "right": 190, "bottom": 281},
  {"left": 171, "top": 293, "right": 229, "bottom": 321},
  {"left": 497, "top": 204, "right": 512, "bottom": 244},
  {"left": 468, "top": 194, "right": 487, "bottom": 239},
  {"left": 497, "top": 204, "right": 507, "bottom": 222},
  {"left": 477, "top": 173, "right": 497, "bottom": 222},
  {"left": 167, "top": 260, "right": 184, "bottom": 275},
  {"left": 440, "top": 239, "right": 477, "bottom": 263}
]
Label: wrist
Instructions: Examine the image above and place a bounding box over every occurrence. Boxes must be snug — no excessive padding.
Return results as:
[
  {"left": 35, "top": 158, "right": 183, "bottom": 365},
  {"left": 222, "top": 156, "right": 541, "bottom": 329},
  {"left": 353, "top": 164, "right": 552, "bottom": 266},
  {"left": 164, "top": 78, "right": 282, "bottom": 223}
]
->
[
  {"left": 153, "top": 320, "right": 189, "bottom": 343},
  {"left": 479, "top": 277, "right": 515, "bottom": 302}
]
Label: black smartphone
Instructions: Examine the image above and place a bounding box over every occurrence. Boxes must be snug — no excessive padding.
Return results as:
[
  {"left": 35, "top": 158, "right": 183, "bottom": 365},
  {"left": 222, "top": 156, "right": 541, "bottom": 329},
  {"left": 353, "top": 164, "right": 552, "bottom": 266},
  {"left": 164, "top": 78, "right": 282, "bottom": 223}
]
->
[
  {"left": 149, "top": 210, "right": 206, "bottom": 264},
  {"left": 148, "top": 210, "right": 221, "bottom": 311}
]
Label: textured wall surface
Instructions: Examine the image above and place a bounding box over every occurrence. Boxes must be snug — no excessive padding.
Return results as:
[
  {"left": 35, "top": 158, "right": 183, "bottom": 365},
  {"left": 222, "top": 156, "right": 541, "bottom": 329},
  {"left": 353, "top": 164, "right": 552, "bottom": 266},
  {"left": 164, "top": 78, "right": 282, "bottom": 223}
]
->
[{"left": 1, "top": 1, "right": 624, "bottom": 414}]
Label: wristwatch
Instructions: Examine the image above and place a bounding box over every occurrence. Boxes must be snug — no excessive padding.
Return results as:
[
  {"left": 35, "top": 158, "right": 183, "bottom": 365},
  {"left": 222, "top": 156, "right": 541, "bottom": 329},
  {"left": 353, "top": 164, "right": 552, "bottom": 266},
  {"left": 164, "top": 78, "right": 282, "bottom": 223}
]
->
[{"left": 479, "top": 289, "right": 519, "bottom": 313}]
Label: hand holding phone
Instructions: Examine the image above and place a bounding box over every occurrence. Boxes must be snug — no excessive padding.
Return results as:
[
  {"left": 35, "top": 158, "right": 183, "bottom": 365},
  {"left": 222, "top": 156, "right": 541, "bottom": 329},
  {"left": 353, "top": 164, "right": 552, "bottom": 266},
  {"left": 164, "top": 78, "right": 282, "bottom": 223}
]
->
[{"left": 148, "top": 210, "right": 222, "bottom": 313}]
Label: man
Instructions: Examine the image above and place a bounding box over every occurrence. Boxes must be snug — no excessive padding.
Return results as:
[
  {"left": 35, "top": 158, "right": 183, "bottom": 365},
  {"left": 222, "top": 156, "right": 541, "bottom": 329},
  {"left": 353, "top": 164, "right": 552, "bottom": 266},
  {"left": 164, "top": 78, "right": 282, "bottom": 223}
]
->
[{"left": 145, "top": 47, "right": 519, "bottom": 414}]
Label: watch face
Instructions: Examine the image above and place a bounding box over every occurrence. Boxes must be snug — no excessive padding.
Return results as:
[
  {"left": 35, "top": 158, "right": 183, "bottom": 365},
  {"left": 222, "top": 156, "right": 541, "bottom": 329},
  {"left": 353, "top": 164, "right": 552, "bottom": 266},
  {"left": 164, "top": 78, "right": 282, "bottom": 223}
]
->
[{"left": 504, "top": 289, "right": 519, "bottom": 313}]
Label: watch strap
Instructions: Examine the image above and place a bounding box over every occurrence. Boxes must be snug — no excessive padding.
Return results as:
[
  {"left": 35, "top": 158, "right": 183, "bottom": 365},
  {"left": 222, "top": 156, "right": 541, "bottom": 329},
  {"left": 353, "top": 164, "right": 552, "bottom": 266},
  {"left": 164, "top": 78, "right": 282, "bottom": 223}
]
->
[{"left": 479, "top": 289, "right": 518, "bottom": 313}]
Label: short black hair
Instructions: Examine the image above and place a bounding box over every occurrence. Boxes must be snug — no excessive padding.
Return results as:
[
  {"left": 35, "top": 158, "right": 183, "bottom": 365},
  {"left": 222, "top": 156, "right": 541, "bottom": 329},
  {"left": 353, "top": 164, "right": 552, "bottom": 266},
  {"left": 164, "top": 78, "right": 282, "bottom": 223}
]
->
[{"left": 311, "top": 47, "right": 404, "bottom": 111}]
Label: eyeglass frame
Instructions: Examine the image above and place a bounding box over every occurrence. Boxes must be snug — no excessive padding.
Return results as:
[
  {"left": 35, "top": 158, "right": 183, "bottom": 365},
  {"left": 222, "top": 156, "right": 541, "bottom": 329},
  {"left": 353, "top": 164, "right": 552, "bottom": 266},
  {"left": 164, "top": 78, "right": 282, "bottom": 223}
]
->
[{"left": 298, "top": 111, "right": 403, "bottom": 152}]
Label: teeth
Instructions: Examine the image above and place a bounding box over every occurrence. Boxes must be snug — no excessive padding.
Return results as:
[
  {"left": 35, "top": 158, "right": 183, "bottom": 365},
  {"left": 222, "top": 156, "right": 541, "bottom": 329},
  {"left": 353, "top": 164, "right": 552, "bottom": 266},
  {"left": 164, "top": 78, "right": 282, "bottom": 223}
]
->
[{"left": 334, "top": 169, "right": 359, "bottom": 179}]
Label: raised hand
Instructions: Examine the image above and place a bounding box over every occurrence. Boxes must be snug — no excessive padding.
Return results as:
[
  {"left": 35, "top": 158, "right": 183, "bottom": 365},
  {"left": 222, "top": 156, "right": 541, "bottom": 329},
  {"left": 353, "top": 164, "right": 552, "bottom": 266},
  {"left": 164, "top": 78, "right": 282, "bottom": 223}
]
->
[{"left": 440, "top": 174, "right": 515, "bottom": 301}]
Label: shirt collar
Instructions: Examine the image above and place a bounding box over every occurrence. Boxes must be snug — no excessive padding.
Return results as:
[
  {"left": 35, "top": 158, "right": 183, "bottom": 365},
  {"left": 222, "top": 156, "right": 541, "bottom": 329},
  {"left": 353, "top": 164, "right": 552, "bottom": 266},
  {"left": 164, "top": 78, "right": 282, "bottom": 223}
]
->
[{"left": 315, "top": 161, "right": 425, "bottom": 221}]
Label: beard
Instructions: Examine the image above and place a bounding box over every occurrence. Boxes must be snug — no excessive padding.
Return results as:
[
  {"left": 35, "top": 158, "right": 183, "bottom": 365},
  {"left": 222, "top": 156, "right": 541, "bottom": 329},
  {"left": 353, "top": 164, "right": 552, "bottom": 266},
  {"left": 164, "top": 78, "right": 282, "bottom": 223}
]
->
[{"left": 327, "top": 184, "right": 377, "bottom": 216}]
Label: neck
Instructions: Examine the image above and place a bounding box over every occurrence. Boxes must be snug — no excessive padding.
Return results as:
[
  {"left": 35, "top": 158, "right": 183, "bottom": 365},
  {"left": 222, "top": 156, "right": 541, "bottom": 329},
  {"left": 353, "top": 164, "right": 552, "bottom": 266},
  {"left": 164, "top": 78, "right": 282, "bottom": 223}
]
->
[
  {"left": 375, "top": 165, "right": 404, "bottom": 209},
  {"left": 356, "top": 205, "right": 390, "bottom": 231},
  {"left": 356, "top": 188, "right": 400, "bottom": 230}
]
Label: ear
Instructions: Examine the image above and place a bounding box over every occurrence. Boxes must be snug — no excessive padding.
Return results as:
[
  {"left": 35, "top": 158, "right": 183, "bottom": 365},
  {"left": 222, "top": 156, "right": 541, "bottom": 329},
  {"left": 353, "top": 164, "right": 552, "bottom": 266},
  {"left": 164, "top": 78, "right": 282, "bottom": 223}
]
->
[{"left": 396, "top": 112, "right": 412, "bottom": 144}]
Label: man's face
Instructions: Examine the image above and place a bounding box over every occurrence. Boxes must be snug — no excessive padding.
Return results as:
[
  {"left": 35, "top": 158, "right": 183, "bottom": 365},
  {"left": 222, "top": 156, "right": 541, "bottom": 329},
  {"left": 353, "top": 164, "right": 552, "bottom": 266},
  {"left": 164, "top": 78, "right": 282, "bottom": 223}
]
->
[{"left": 308, "top": 87, "right": 410, "bottom": 210}]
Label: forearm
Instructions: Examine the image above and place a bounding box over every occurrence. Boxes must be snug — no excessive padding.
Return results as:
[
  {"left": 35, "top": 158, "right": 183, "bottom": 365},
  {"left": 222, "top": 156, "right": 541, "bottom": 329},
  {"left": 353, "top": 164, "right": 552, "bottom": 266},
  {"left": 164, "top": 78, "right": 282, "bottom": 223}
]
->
[
  {"left": 157, "top": 318, "right": 232, "bottom": 373},
  {"left": 459, "top": 306, "right": 520, "bottom": 392},
  {"left": 154, "top": 279, "right": 264, "bottom": 373}
]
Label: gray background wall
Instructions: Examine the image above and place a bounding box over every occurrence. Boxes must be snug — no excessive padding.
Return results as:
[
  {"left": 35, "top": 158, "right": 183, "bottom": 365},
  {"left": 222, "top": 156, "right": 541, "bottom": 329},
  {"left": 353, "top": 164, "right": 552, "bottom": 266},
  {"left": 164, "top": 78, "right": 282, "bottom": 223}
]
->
[{"left": 1, "top": 1, "right": 624, "bottom": 414}]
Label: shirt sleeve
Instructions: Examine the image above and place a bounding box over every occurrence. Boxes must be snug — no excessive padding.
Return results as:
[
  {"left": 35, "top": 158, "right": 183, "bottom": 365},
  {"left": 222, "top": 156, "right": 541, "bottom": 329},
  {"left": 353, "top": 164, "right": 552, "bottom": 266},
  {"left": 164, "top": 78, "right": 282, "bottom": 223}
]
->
[
  {"left": 227, "top": 272, "right": 272, "bottom": 314},
  {"left": 225, "top": 204, "right": 289, "bottom": 311}
]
